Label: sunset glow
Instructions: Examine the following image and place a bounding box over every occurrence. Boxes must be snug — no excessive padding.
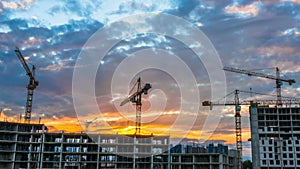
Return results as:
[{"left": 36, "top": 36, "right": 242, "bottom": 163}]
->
[{"left": 1, "top": 0, "right": 299, "bottom": 161}]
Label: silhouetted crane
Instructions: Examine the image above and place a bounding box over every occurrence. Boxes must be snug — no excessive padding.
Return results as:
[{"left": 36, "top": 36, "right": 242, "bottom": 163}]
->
[
  {"left": 203, "top": 89, "right": 243, "bottom": 169},
  {"left": 120, "top": 77, "right": 151, "bottom": 135},
  {"left": 223, "top": 67, "right": 295, "bottom": 106},
  {"left": 15, "top": 47, "right": 39, "bottom": 123}
]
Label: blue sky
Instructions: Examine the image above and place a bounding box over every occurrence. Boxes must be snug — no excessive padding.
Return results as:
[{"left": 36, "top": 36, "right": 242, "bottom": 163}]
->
[{"left": 0, "top": 0, "right": 300, "bottom": 160}]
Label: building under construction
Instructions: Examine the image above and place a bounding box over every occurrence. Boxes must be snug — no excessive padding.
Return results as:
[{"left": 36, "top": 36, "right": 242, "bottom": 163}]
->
[
  {"left": 250, "top": 104, "right": 300, "bottom": 168},
  {"left": 0, "top": 121, "right": 237, "bottom": 169}
]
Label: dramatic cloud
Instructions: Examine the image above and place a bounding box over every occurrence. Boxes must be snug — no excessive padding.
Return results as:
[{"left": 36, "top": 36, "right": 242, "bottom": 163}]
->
[
  {"left": 1, "top": 0, "right": 35, "bottom": 10},
  {"left": 224, "top": 2, "right": 262, "bottom": 18},
  {"left": 0, "top": 0, "right": 299, "bottom": 160}
]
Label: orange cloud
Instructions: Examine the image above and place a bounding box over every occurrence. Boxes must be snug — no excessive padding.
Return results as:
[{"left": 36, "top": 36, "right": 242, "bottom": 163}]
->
[
  {"left": 22, "top": 36, "right": 43, "bottom": 47},
  {"left": 1, "top": 1, "right": 18, "bottom": 9},
  {"left": 39, "top": 61, "right": 74, "bottom": 71},
  {"left": 210, "top": 128, "right": 251, "bottom": 144},
  {"left": 224, "top": 2, "right": 260, "bottom": 17},
  {"left": 41, "top": 116, "right": 83, "bottom": 132},
  {"left": 1, "top": 0, "right": 35, "bottom": 10}
]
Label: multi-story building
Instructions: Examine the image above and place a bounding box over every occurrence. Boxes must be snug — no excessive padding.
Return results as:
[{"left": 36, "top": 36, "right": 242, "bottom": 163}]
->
[
  {"left": 0, "top": 121, "right": 237, "bottom": 169},
  {"left": 250, "top": 105, "right": 300, "bottom": 169},
  {"left": 0, "top": 122, "right": 46, "bottom": 169},
  {"left": 169, "top": 144, "right": 237, "bottom": 169}
]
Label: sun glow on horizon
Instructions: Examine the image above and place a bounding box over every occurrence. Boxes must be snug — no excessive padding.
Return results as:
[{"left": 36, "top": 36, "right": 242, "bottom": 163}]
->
[{"left": 0, "top": 110, "right": 250, "bottom": 145}]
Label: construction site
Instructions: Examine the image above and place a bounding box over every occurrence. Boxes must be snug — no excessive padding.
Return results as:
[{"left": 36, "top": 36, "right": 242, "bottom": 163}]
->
[
  {"left": 0, "top": 121, "right": 238, "bottom": 169},
  {"left": 0, "top": 49, "right": 299, "bottom": 169}
]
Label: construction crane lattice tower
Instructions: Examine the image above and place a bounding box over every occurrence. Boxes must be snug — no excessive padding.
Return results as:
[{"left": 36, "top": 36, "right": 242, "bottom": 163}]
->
[
  {"left": 15, "top": 47, "right": 39, "bottom": 123},
  {"left": 234, "top": 90, "right": 242, "bottom": 169},
  {"left": 135, "top": 78, "right": 142, "bottom": 135},
  {"left": 120, "top": 77, "right": 151, "bottom": 135}
]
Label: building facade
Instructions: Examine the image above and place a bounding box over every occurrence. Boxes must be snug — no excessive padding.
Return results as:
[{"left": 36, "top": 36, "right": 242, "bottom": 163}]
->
[
  {"left": 0, "top": 121, "right": 237, "bottom": 169},
  {"left": 169, "top": 144, "right": 237, "bottom": 169},
  {"left": 250, "top": 105, "right": 300, "bottom": 169}
]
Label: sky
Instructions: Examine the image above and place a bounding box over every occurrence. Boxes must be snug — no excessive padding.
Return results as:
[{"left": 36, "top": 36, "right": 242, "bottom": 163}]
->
[{"left": 0, "top": 0, "right": 300, "bottom": 160}]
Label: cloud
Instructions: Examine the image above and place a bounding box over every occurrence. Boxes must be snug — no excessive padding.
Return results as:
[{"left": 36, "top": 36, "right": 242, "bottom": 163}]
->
[
  {"left": 48, "top": 1, "right": 101, "bottom": 19},
  {"left": 258, "top": 46, "right": 298, "bottom": 57},
  {"left": 268, "top": 60, "right": 300, "bottom": 74},
  {"left": 1, "top": 0, "right": 35, "bottom": 10},
  {"left": 282, "top": 87, "right": 300, "bottom": 98},
  {"left": 279, "top": 27, "right": 300, "bottom": 37},
  {"left": 1, "top": 18, "right": 28, "bottom": 31},
  {"left": 42, "top": 116, "right": 83, "bottom": 132},
  {"left": 0, "top": 2, "right": 299, "bottom": 162},
  {"left": 280, "top": 0, "right": 300, "bottom": 4},
  {"left": 224, "top": 2, "right": 262, "bottom": 18},
  {"left": 188, "top": 1, "right": 215, "bottom": 21},
  {"left": 110, "top": 0, "right": 174, "bottom": 15},
  {"left": 39, "top": 61, "right": 75, "bottom": 71},
  {"left": 22, "top": 36, "right": 43, "bottom": 47},
  {"left": 271, "top": 0, "right": 300, "bottom": 19},
  {"left": 1, "top": 1, "right": 18, "bottom": 10}
]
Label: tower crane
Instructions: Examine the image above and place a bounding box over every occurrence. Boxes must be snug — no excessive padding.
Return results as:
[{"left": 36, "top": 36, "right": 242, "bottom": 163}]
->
[
  {"left": 120, "top": 77, "right": 151, "bottom": 135},
  {"left": 223, "top": 67, "right": 295, "bottom": 106},
  {"left": 15, "top": 47, "right": 39, "bottom": 123},
  {"left": 203, "top": 90, "right": 243, "bottom": 169}
]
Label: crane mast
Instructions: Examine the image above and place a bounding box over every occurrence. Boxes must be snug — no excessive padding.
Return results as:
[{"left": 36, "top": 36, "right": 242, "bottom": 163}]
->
[
  {"left": 135, "top": 78, "right": 142, "bottom": 135},
  {"left": 120, "top": 77, "right": 151, "bottom": 135},
  {"left": 223, "top": 66, "right": 295, "bottom": 106},
  {"left": 275, "top": 67, "right": 281, "bottom": 106},
  {"left": 15, "top": 47, "right": 39, "bottom": 123},
  {"left": 203, "top": 89, "right": 243, "bottom": 169},
  {"left": 234, "top": 90, "right": 242, "bottom": 169}
]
